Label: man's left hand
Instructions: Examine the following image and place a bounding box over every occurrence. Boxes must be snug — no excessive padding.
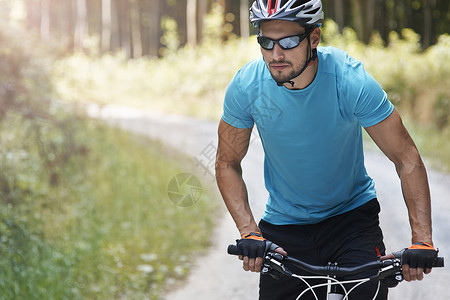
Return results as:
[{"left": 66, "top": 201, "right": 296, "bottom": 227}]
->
[
  {"left": 401, "top": 242, "right": 438, "bottom": 281},
  {"left": 381, "top": 242, "right": 438, "bottom": 282}
]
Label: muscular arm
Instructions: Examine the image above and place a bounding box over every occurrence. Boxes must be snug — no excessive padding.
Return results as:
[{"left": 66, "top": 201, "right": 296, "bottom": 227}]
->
[
  {"left": 365, "top": 109, "right": 432, "bottom": 245},
  {"left": 215, "top": 119, "right": 259, "bottom": 236},
  {"left": 365, "top": 108, "right": 433, "bottom": 281}
]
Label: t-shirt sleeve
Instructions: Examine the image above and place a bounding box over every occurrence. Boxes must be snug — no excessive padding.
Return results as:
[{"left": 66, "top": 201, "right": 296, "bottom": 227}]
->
[
  {"left": 345, "top": 62, "right": 394, "bottom": 128},
  {"left": 221, "top": 72, "right": 254, "bottom": 129}
]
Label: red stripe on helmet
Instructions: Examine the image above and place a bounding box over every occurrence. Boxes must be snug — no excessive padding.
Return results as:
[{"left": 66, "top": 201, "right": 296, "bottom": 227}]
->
[{"left": 267, "top": 0, "right": 279, "bottom": 15}]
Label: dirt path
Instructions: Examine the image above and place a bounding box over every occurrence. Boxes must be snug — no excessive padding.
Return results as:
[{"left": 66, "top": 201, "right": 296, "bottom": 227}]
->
[{"left": 89, "top": 104, "right": 450, "bottom": 300}]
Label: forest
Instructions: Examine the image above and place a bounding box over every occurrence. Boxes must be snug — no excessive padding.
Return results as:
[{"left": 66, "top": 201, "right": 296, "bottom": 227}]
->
[
  {"left": 0, "top": 1, "right": 449, "bottom": 299},
  {"left": 3, "top": 0, "right": 449, "bottom": 58}
]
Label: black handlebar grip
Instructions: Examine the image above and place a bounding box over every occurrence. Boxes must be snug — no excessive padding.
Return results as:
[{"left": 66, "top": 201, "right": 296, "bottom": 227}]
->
[
  {"left": 228, "top": 245, "right": 239, "bottom": 255},
  {"left": 434, "top": 257, "right": 444, "bottom": 268}
]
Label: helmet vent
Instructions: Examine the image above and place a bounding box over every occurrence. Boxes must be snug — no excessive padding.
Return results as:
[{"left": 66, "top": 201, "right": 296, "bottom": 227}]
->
[
  {"left": 306, "top": 7, "right": 320, "bottom": 15},
  {"left": 291, "top": 0, "right": 307, "bottom": 9}
]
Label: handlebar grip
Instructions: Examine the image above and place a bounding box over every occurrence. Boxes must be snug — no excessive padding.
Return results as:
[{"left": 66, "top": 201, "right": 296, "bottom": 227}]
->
[
  {"left": 434, "top": 257, "right": 444, "bottom": 268},
  {"left": 228, "top": 245, "right": 239, "bottom": 255}
]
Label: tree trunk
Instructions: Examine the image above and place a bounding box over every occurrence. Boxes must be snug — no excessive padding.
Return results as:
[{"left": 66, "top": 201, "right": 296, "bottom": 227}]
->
[
  {"left": 130, "top": 0, "right": 142, "bottom": 57},
  {"left": 148, "top": 0, "right": 162, "bottom": 57},
  {"left": 224, "top": 0, "right": 240, "bottom": 37},
  {"left": 61, "top": 0, "right": 74, "bottom": 43},
  {"left": 74, "top": 0, "right": 88, "bottom": 50},
  {"left": 374, "top": 0, "right": 387, "bottom": 43},
  {"left": 174, "top": 0, "right": 188, "bottom": 46},
  {"left": 111, "top": 0, "right": 120, "bottom": 50},
  {"left": 240, "top": 0, "right": 249, "bottom": 39},
  {"left": 350, "top": 0, "right": 375, "bottom": 43},
  {"left": 26, "top": 0, "right": 41, "bottom": 32},
  {"left": 119, "top": 0, "right": 132, "bottom": 58},
  {"left": 423, "top": 0, "right": 435, "bottom": 48},
  {"left": 40, "top": 0, "right": 50, "bottom": 40},
  {"left": 197, "top": 0, "right": 207, "bottom": 43},
  {"left": 365, "top": 0, "right": 376, "bottom": 42},
  {"left": 187, "top": 0, "right": 197, "bottom": 46},
  {"left": 333, "top": 0, "right": 344, "bottom": 32},
  {"left": 102, "top": 0, "right": 112, "bottom": 53}
]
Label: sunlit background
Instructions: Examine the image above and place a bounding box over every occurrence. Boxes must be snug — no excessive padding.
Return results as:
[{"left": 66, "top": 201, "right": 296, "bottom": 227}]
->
[{"left": 0, "top": 0, "right": 449, "bottom": 299}]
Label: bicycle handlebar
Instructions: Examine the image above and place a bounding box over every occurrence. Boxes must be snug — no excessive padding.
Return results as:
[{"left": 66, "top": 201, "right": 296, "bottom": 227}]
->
[{"left": 227, "top": 243, "right": 444, "bottom": 279}]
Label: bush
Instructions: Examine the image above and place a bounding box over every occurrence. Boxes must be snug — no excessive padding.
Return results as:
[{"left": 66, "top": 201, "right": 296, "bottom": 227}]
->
[
  {"left": 321, "top": 20, "right": 450, "bottom": 129},
  {"left": 0, "top": 20, "right": 87, "bottom": 299},
  {"left": 53, "top": 37, "right": 260, "bottom": 120},
  {"left": 0, "top": 208, "right": 80, "bottom": 300}
]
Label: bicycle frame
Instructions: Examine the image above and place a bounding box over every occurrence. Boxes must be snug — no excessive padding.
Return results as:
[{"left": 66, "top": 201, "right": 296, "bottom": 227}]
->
[{"left": 228, "top": 242, "right": 444, "bottom": 300}]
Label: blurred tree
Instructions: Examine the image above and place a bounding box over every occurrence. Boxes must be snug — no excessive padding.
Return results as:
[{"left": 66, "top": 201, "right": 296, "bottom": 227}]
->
[
  {"left": 141, "top": 0, "right": 161, "bottom": 57},
  {"left": 224, "top": 0, "right": 240, "bottom": 38},
  {"left": 333, "top": 0, "right": 344, "bottom": 32},
  {"left": 40, "top": 0, "right": 50, "bottom": 40},
  {"left": 74, "top": 0, "right": 88, "bottom": 50},
  {"left": 423, "top": 0, "right": 436, "bottom": 48},
  {"left": 10, "top": 0, "right": 450, "bottom": 56},
  {"left": 240, "top": 0, "right": 249, "bottom": 39},
  {"left": 130, "top": 0, "right": 142, "bottom": 57},
  {"left": 198, "top": 0, "right": 207, "bottom": 42},
  {"left": 324, "top": 0, "right": 449, "bottom": 47},
  {"left": 187, "top": 0, "right": 197, "bottom": 46},
  {"left": 353, "top": 0, "right": 376, "bottom": 43},
  {"left": 102, "top": 0, "right": 112, "bottom": 53},
  {"left": 117, "top": 0, "right": 132, "bottom": 57},
  {"left": 25, "top": 0, "right": 40, "bottom": 32}
]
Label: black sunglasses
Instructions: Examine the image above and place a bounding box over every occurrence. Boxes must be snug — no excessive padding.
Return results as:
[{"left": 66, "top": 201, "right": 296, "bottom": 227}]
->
[{"left": 257, "top": 28, "right": 313, "bottom": 50}]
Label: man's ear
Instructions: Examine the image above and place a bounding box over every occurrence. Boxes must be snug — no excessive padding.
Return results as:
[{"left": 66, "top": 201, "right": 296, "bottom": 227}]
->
[{"left": 310, "top": 27, "right": 321, "bottom": 49}]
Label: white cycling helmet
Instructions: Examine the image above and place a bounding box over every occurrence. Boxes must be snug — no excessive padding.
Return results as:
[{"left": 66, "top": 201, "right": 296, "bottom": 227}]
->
[{"left": 250, "top": 0, "right": 324, "bottom": 27}]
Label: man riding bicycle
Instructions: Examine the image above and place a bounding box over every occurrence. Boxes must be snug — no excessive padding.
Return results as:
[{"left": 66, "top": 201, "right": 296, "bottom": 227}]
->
[{"left": 215, "top": 0, "right": 438, "bottom": 299}]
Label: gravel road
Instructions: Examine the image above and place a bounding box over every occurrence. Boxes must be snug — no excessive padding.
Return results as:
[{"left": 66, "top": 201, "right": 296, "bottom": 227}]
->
[{"left": 89, "top": 104, "right": 450, "bottom": 300}]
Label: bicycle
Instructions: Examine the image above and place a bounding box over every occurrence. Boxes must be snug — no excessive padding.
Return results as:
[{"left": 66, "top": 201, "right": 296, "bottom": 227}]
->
[{"left": 228, "top": 241, "right": 444, "bottom": 300}]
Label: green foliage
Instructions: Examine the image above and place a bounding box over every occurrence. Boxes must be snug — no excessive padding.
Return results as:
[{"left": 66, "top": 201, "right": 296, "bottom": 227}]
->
[
  {"left": 2, "top": 118, "right": 218, "bottom": 299},
  {"left": 1, "top": 20, "right": 86, "bottom": 300},
  {"left": 0, "top": 207, "right": 80, "bottom": 300},
  {"left": 202, "top": 3, "right": 227, "bottom": 43},
  {"left": 0, "top": 21, "right": 218, "bottom": 299},
  {"left": 52, "top": 123, "right": 217, "bottom": 299},
  {"left": 53, "top": 38, "right": 260, "bottom": 120},
  {"left": 161, "top": 16, "right": 181, "bottom": 56},
  {"left": 321, "top": 20, "right": 450, "bottom": 129}
]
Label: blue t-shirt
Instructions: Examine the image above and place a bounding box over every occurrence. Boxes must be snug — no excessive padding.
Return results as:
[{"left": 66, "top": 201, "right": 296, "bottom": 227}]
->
[{"left": 222, "top": 46, "right": 394, "bottom": 225}]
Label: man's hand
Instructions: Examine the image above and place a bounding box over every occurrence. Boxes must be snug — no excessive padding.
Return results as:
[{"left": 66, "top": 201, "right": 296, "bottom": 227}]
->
[
  {"left": 401, "top": 242, "right": 438, "bottom": 281},
  {"left": 237, "top": 232, "right": 287, "bottom": 272},
  {"left": 381, "top": 242, "right": 438, "bottom": 282}
]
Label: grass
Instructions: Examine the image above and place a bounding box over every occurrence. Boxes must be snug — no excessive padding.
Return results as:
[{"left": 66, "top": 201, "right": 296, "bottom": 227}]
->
[
  {"left": 1, "top": 19, "right": 220, "bottom": 300},
  {"left": 0, "top": 118, "right": 219, "bottom": 299},
  {"left": 63, "top": 123, "right": 219, "bottom": 299}
]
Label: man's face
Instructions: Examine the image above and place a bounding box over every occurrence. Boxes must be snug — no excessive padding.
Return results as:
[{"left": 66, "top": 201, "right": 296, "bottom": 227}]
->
[{"left": 259, "top": 20, "right": 311, "bottom": 84}]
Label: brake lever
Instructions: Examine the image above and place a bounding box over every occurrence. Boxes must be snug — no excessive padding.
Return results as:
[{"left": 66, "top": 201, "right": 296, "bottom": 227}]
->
[{"left": 261, "top": 249, "right": 292, "bottom": 279}]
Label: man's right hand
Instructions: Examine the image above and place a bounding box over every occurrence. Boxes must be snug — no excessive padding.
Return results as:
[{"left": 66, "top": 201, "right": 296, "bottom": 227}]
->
[{"left": 237, "top": 232, "right": 287, "bottom": 272}]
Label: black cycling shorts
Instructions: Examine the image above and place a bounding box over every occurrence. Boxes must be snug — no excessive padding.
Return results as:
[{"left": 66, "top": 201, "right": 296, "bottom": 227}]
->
[{"left": 259, "top": 198, "right": 388, "bottom": 300}]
